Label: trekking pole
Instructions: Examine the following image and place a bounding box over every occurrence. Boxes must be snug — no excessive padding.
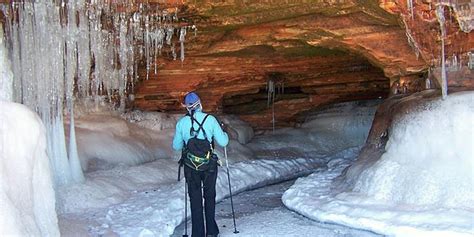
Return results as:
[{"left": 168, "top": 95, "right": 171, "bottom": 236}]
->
[
  {"left": 224, "top": 147, "right": 239, "bottom": 234},
  {"left": 183, "top": 179, "right": 189, "bottom": 237}
]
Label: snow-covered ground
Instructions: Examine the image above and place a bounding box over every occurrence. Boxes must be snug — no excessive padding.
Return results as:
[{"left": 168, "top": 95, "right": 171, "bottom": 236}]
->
[
  {"left": 58, "top": 100, "right": 379, "bottom": 236},
  {"left": 283, "top": 92, "right": 474, "bottom": 237}
]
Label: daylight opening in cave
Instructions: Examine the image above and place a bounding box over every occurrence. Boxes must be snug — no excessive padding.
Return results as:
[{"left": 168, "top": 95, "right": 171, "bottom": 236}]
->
[{"left": 0, "top": 1, "right": 472, "bottom": 236}]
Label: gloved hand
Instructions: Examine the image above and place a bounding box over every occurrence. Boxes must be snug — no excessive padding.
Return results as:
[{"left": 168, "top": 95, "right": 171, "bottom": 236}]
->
[{"left": 220, "top": 122, "right": 229, "bottom": 133}]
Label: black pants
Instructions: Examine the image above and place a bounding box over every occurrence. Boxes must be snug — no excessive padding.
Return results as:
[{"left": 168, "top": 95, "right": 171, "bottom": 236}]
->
[{"left": 184, "top": 165, "right": 219, "bottom": 237}]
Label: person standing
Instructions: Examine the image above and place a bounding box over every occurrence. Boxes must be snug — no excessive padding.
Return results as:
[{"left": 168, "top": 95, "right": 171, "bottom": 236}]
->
[{"left": 173, "top": 92, "right": 229, "bottom": 237}]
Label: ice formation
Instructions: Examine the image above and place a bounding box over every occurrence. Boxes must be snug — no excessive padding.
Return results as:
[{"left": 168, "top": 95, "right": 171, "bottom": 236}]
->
[
  {"left": 1, "top": 1, "right": 193, "bottom": 186},
  {"left": 438, "top": 0, "right": 473, "bottom": 33},
  {"left": 469, "top": 52, "right": 474, "bottom": 70},
  {"left": 436, "top": 5, "right": 448, "bottom": 99},
  {"left": 284, "top": 92, "right": 474, "bottom": 237},
  {"left": 407, "top": 0, "right": 414, "bottom": 19},
  {"left": 0, "top": 24, "right": 13, "bottom": 102},
  {"left": 401, "top": 2, "right": 471, "bottom": 98},
  {"left": 266, "top": 78, "right": 285, "bottom": 132},
  {"left": 0, "top": 101, "right": 59, "bottom": 236},
  {"left": 352, "top": 93, "right": 474, "bottom": 209}
]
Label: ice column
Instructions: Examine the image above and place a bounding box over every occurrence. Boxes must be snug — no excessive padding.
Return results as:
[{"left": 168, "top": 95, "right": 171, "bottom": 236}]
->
[
  {"left": 267, "top": 80, "right": 276, "bottom": 132},
  {"left": 0, "top": 23, "right": 13, "bottom": 102},
  {"left": 407, "top": 0, "right": 414, "bottom": 19},
  {"left": 436, "top": 5, "right": 448, "bottom": 99},
  {"left": 68, "top": 105, "right": 84, "bottom": 183},
  {"left": 179, "top": 27, "right": 187, "bottom": 62},
  {"left": 65, "top": 0, "right": 85, "bottom": 183},
  {"left": 468, "top": 52, "right": 474, "bottom": 70},
  {"left": 4, "top": 1, "right": 79, "bottom": 186}
]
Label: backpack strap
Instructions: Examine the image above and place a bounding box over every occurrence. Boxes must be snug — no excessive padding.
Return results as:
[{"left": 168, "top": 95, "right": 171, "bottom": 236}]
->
[{"left": 187, "top": 113, "right": 210, "bottom": 141}]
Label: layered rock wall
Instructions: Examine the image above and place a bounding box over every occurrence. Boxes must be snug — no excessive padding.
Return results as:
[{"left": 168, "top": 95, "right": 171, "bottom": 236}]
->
[{"left": 134, "top": 0, "right": 437, "bottom": 128}]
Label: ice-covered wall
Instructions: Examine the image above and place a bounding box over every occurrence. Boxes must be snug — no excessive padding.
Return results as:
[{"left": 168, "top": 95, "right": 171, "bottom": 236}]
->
[
  {"left": 73, "top": 112, "right": 176, "bottom": 172},
  {"left": 72, "top": 110, "right": 255, "bottom": 172},
  {"left": 122, "top": 110, "right": 255, "bottom": 163},
  {"left": 220, "top": 115, "right": 255, "bottom": 144},
  {"left": 249, "top": 100, "right": 380, "bottom": 159},
  {"left": 0, "top": 102, "right": 59, "bottom": 236},
  {"left": 284, "top": 91, "right": 474, "bottom": 236},
  {"left": 354, "top": 94, "right": 473, "bottom": 203}
]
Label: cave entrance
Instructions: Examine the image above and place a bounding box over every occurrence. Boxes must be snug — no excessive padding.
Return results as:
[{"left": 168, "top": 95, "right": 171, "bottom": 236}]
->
[{"left": 220, "top": 48, "right": 391, "bottom": 130}]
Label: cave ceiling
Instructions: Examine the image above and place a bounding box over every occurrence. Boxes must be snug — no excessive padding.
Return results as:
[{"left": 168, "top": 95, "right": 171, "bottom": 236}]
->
[
  {"left": 3, "top": 0, "right": 471, "bottom": 129},
  {"left": 132, "top": 0, "right": 437, "bottom": 128}
]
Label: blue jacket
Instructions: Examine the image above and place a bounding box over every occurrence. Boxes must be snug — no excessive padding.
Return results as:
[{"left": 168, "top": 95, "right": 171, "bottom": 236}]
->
[{"left": 172, "top": 110, "right": 229, "bottom": 151}]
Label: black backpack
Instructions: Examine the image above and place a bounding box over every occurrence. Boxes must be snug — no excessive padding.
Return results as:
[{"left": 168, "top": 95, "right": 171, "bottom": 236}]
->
[{"left": 183, "top": 113, "right": 214, "bottom": 171}]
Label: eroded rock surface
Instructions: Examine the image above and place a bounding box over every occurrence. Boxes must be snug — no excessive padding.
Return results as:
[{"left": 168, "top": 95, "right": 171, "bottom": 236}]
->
[{"left": 102, "top": 1, "right": 474, "bottom": 128}]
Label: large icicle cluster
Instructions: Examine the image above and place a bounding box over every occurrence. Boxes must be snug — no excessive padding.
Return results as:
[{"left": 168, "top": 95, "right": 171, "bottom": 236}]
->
[{"left": 1, "top": 0, "right": 194, "bottom": 187}]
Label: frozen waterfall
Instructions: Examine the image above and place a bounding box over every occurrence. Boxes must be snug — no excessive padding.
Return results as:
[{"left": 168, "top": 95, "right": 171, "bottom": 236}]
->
[{"left": 1, "top": 0, "right": 193, "bottom": 186}]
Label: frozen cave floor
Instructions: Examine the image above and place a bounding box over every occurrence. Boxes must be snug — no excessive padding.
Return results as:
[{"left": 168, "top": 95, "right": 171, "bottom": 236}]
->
[
  {"left": 59, "top": 146, "right": 372, "bottom": 237},
  {"left": 172, "top": 179, "right": 381, "bottom": 237},
  {"left": 58, "top": 150, "right": 332, "bottom": 237}
]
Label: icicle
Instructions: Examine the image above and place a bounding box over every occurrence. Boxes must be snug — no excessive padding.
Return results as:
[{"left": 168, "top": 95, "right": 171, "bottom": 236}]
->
[
  {"left": 272, "top": 93, "right": 275, "bottom": 133},
  {"left": 179, "top": 27, "right": 186, "bottom": 62},
  {"left": 452, "top": 54, "right": 458, "bottom": 71},
  {"left": 77, "top": 9, "right": 91, "bottom": 98},
  {"left": 192, "top": 25, "right": 197, "bottom": 37},
  {"left": 407, "top": 0, "right": 414, "bottom": 19},
  {"left": 157, "top": 28, "right": 165, "bottom": 54},
  {"left": 436, "top": 5, "right": 448, "bottom": 99},
  {"left": 171, "top": 43, "right": 177, "bottom": 61},
  {"left": 468, "top": 52, "right": 474, "bottom": 70},
  {"left": 267, "top": 79, "right": 274, "bottom": 108},
  {"left": 145, "top": 15, "right": 150, "bottom": 80},
  {"left": 166, "top": 26, "right": 174, "bottom": 45},
  {"left": 425, "top": 68, "right": 432, "bottom": 90},
  {"left": 0, "top": 23, "right": 13, "bottom": 102},
  {"left": 68, "top": 102, "right": 84, "bottom": 183}
]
